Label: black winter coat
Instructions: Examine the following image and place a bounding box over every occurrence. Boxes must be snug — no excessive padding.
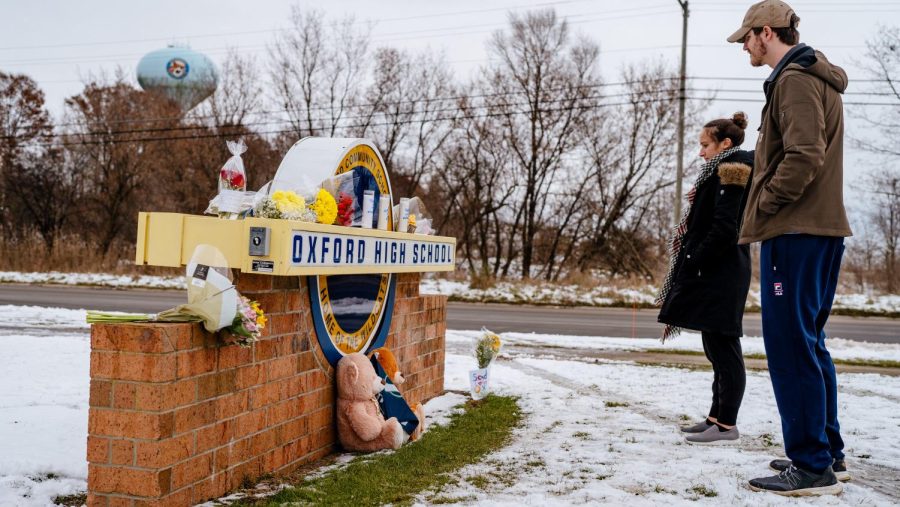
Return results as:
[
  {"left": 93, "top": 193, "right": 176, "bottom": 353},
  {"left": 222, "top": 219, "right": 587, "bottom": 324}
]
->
[{"left": 658, "top": 150, "right": 753, "bottom": 337}]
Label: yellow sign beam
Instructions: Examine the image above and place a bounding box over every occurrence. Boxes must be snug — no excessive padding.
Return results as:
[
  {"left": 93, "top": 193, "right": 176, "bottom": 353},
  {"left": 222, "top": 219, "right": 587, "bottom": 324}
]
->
[{"left": 135, "top": 212, "right": 457, "bottom": 276}]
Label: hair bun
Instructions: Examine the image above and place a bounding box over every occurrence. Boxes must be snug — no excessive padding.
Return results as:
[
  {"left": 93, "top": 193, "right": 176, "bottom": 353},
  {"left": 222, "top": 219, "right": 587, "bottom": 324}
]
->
[{"left": 731, "top": 111, "right": 748, "bottom": 130}]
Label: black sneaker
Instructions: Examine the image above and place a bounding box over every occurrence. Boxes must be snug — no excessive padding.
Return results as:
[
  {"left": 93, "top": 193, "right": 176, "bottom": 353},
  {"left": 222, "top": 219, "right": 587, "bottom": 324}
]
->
[
  {"left": 749, "top": 464, "right": 843, "bottom": 496},
  {"left": 770, "top": 458, "right": 851, "bottom": 482}
]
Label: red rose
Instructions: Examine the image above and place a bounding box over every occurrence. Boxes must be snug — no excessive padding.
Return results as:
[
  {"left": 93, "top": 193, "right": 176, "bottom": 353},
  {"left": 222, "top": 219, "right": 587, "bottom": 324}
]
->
[{"left": 230, "top": 172, "right": 245, "bottom": 188}]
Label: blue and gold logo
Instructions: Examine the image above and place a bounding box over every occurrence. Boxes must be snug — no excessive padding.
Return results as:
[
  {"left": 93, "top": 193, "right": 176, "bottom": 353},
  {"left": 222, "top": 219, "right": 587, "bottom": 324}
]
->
[
  {"left": 166, "top": 58, "right": 189, "bottom": 80},
  {"left": 309, "top": 144, "right": 396, "bottom": 365}
]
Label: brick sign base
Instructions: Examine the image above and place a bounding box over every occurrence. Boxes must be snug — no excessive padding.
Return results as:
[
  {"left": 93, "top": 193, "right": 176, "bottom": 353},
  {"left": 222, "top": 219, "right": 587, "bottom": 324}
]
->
[{"left": 87, "top": 273, "right": 446, "bottom": 506}]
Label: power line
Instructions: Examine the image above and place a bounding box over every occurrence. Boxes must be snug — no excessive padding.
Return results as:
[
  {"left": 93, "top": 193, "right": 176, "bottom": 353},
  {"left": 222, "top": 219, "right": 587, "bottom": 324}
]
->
[
  {"left": 33, "top": 96, "right": 703, "bottom": 148},
  {"left": 11, "top": 89, "right": 897, "bottom": 147},
  {"left": 8, "top": 75, "right": 896, "bottom": 134},
  {"left": 0, "top": 6, "right": 687, "bottom": 68},
  {"left": 0, "top": 0, "right": 613, "bottom": 52}
]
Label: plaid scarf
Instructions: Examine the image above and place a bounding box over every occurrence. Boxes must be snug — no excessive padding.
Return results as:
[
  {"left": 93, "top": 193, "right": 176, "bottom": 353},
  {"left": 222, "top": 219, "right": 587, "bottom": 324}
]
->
[{"left": 656, "top": 147, "right": 739, "bottom": 341}]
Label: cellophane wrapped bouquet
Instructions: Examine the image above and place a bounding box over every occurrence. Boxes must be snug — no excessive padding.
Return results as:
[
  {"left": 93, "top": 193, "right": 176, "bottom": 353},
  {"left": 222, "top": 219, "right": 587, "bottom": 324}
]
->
[
  {"left": 469, "top": 328, "right": 502, "bottom": 400},
  {"left": 254, "top": 188, "right": 338, "bottom": 225},
  {"left": 206, "top": 139, "right": 255, "bottom": 219},
  {"left": 86, "top": 245, "right": 265, "bottom": 347}
]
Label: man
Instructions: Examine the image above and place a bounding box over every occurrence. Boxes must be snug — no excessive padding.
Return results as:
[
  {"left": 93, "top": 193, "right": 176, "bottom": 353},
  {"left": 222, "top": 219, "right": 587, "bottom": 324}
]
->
[{"left": 727, "top": 0, "right": 853, "bottom": 497}]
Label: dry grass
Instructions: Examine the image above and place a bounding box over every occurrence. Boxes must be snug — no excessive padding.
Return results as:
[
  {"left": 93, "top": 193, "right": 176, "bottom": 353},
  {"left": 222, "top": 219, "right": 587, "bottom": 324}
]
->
[{"left": 0, "top": 232, "right": 179, "bottom": 277}]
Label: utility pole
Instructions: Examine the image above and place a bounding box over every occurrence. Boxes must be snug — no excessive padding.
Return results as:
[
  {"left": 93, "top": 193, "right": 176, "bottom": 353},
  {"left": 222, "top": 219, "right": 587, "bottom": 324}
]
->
[{"left": 674, "top": 0, "right": 689, "bottom": 225}]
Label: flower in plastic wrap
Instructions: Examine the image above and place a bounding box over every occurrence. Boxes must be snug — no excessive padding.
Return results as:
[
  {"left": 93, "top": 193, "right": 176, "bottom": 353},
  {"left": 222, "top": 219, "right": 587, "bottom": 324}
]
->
[
  {"left": 219, "top": 141, "right": 247, "bottom": 192},
  {"left": 222, "top": 296, "right": 267, "bottom": 347},
  {"left": 85, "top": 245, "right": 266, "bottom": 347},
  {"left": 268, "top": 190, "right": 316, "bottom": 221},
  {"left": 474, "top": 328, "right": 502, "bottom": 369},
  {"left": 310, "top": 189, "right": 338, "bottom": 225},
  {"left": 255, "top": 197, "right": 281, "bottom": 219},
  {"left": 336, "top": 193, "right": 354, "bottom": 226}
]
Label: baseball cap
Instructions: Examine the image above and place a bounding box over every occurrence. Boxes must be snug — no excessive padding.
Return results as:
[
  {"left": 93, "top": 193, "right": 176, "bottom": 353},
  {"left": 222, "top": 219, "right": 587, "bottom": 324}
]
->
[{"left": 727, "top": 0, "right": 798, "bottom": 43}]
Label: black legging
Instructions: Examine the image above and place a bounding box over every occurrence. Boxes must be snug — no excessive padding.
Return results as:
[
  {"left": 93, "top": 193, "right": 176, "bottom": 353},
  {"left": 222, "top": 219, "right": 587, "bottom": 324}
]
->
[{"left": 701, "top": 331, "right": 746, "bottom": 426}]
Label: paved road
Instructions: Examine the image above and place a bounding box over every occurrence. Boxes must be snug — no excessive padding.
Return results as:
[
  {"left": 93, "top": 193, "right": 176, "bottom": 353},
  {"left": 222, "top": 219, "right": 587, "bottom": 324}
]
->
[{"left": 3, "top": 283, "right": 898, "bottom": 343}]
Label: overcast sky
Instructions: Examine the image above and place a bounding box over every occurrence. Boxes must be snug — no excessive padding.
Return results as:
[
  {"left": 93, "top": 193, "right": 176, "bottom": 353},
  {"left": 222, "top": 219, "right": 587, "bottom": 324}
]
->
[{"left": 1, "top": 0, "right": 898, "bottom": 221}]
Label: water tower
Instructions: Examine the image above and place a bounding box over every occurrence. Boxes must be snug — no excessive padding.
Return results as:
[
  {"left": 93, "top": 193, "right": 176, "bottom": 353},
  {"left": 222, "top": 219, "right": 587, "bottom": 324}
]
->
[{"left": 136, "top": 45, "right": 218, "bottom": 111}]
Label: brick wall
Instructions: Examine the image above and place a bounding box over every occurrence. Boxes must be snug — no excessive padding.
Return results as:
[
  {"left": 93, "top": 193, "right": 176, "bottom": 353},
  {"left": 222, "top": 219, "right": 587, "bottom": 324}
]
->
[{"left": 87, "top": 273, "right": 446, "bottom": 506}]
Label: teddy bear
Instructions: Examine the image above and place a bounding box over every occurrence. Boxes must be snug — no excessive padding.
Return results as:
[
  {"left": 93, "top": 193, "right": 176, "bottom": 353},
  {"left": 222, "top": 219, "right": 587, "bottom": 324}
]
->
[
  {"left": 368, "top": 347, "right": 426, "bottom": 441},
  {"left": 336, "top": 352, "right": 406, "bottom": 452}
]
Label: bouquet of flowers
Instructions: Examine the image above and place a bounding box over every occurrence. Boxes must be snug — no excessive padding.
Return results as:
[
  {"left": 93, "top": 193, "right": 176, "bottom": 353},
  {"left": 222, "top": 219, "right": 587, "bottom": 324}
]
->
[
  {"left": 224, "top": 296, "right": 267, "bottom": 347},
  {"left": 219, "top": 140, "right": 247, "bottom": 193},
  {"left": 254, "top": 188, "right": 338, "bottom": 225},
  {"left": 86, "top": 245, "right": 265, "bottom": 347},
  {"left": 394, "top": 197, "right": 435, "bottom": 235},
  {"left": 336, "top": 193, "right": 354, "bottom": 226},
  {"left": 213, "top": 140, "right": 249, "bottom": 220},
  {"left": 309, "top": 189, "right": 338, "bottom": 225},
  {"left": 470, "top": 327, "right": 502, "bottom": 399},
  {"left": 255, "top": 190, "right": 316, "bottom": 222},
  {"left": 321, "top": 172, "right": 360, "bottom": 226}
]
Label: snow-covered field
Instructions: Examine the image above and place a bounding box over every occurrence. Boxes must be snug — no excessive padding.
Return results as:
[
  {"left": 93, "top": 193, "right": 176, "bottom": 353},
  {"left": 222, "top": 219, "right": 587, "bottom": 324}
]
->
[
  {"left": 2, "top": 304, "right": 899, "bottom": 505},
  {"left": 4, "top": 270, "right": 899, "bottom": 315}
]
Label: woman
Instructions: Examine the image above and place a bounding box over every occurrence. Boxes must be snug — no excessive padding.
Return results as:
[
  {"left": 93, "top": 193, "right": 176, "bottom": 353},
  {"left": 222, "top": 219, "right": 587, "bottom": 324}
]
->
[{"left": 657, "top": 112, "right": 753, "bottom": 445}]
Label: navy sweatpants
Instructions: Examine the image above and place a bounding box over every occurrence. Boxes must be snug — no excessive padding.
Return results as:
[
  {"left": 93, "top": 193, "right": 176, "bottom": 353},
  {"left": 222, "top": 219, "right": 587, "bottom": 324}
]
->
[{"left": 760, "top": 234, "right": 845, "bottom": 474}]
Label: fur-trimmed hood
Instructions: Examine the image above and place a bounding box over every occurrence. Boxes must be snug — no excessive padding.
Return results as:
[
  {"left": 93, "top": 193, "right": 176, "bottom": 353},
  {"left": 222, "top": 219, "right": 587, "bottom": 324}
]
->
[{"left": 717, "top": 162, "right": 752, "bottom": 187}]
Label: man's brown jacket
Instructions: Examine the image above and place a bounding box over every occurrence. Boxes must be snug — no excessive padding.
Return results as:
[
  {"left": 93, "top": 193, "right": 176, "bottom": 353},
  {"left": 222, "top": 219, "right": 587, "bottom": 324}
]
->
[{"left": 739, "top": 49, "right": 853, "bottom": 244}]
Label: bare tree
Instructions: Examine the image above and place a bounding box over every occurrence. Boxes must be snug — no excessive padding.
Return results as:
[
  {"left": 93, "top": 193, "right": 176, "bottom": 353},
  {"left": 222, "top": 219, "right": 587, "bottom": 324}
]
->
[
  {"left": 64, "top": 76, "right": 182, "bottom": 255},
  {"left": 7, "top": 147, "right": 83, "bottom": 252},
  {"left": 0, "top": 72, "right": 52, "bottom": 236},
  {"left": 855, "top": 25, "right": 900, "bottom": 158},
  {"left": 353, "top": 48, "right": 458, "bottom": 198},
  {"left": 197, "top": 48, "right": 264, "bottom": 128},
  {"left": 853, "top": 25, "right": 900, "bottom": 292},
  {"left": 485, "top": 9, "right": 600, "bottom": 279},
  {"left": 433, "top": 92, "right": 515, "bottom": 278},
  {"left": 269, "top": 7, "right": 369, "bottom": 138},
  {"left": 866, "top": 168, "right": 900, "bottom": 292},
  {"left": 578, "top": 62, "right": 702, "bottom": 277},
  {"left": 354, "top": 47, "right": 416, "bottom": 173}
]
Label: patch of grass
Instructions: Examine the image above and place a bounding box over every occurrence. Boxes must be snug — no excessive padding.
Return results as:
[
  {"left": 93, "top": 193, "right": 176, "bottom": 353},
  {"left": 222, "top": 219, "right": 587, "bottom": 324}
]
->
[
  {"left": 53, "top": 493, "right": 86, "bottom": 506},
  {"left": 429, "top": 495, "right": 477, "bottom": 504},
  {"left": 256, "top": 395, "right": 521, "bottom": 506},
  {"left": 760, "top": 433, "right": 778, "bottom": 448},
  {"left": 467, "top": 475, "right": 491, "bottom": 490},
  {"left": 525, "top": 458, "right": 546, "bottom": 468},
  {"left": 605, "top": 401, "right": 629, "bottom": 408},
  {"left": 30, "top": 473, "right": 59, "bottom": 482},
  {"left": 688, "top": 484, "right": 718, "bottom": 498},
  {"left": 653, "top": 484, "right": 677, "bottom": 495},
  {"left": 572, "top": 431, "right": 591, "bottom": 440}
]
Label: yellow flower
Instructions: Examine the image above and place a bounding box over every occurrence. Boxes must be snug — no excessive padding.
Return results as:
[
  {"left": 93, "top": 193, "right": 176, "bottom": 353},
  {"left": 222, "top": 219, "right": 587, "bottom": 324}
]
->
[
  {"left": 272, "top": 190, "right": 306, "bottom": 214},
  {"left": 256, "top": 315, "right": 267, "bottom": 328},
  {"left": 310, "top": 189, "right": 338, "bottom": 225}
]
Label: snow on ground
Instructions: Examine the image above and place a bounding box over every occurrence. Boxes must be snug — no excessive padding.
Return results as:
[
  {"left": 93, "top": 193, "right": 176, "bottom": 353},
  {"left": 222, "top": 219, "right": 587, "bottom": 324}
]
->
[
  {"left": 2, "top": 305, "right": 899, "bottom": 505},
  {"left": 448, "top": 329, "right": 900, "bottom": 364},
  {"left": 421, "top": 277, "right": 900, "bottom": 315},
  {"left": 0, "top": 271, "right": 186, "bottom": 290},
  {"left": 423, "top": 353, "right": 900, "bottom": 505},
  {"left": 0, "top": 322, "right": 90, "bottom": 505}
]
